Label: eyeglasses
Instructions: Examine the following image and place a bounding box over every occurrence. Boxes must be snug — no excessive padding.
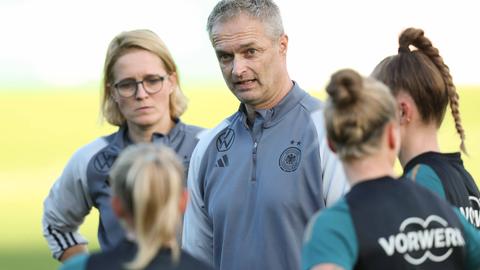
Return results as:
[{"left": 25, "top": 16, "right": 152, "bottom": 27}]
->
[{"left": 113, "top": 75, "right": 168, "bottom": 98}]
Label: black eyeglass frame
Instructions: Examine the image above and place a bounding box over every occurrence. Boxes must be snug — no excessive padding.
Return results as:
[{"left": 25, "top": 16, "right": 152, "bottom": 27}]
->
[{"left": 113, "top": 75, "right": 169, "bottom": 98}]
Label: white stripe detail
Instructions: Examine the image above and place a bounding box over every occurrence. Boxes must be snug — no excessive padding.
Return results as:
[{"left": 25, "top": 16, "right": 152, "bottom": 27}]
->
[{"left": 42, "top": 137, "right": 108, "bottom": 259}]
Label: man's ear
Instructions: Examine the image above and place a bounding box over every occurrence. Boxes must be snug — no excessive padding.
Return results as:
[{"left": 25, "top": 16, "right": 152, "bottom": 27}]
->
[
  {"left": 279, "top": 34, "right": 288, "bottom": 55},
  {"left": 179, "top": 189, "right": 189, "bottom": 214}
]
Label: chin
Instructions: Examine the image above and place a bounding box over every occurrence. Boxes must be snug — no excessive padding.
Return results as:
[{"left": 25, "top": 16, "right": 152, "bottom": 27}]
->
[
  {"left": 130, "top": 116, "right": 162, "bottom": 128},
  {"left": 234, "top": 92, "right": 258, "bottom": 104}
]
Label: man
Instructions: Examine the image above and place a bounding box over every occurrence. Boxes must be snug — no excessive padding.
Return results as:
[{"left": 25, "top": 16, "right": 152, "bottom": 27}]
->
[{"left": 182, "top": 1, "right": 348, "bottom": 269}]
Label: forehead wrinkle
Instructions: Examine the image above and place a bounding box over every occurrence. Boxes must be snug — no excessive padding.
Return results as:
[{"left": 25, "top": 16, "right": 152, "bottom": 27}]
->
[{"left": 213, "top": 29, "right": 259, "bottom": 46}]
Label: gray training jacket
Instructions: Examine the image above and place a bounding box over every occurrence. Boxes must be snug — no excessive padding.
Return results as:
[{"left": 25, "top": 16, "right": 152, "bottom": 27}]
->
[
  {"left": 43, "top": 120, "right": 203, "bottom": 260},
  {"left": 182, "top": 83, "right": 349, "bottom": 270}
]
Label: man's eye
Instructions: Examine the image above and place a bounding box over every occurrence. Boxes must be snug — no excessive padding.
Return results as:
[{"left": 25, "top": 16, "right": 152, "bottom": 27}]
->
[
  {"left": 246, "top": 49, "right": 257, "bottom": 55},
  {"left": 219, "top": 54, "right": 232, "bottom": 62}
]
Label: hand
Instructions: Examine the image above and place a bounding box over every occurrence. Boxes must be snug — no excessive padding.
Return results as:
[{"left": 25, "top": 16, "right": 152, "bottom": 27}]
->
[{"left": 60, "top": 244, "right": 88, "bottom": 262}]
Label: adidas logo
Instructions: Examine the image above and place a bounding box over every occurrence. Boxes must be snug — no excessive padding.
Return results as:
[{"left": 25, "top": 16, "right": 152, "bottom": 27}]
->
[{"left": 216, "top": 154, "right": 229, "bottom": 167}]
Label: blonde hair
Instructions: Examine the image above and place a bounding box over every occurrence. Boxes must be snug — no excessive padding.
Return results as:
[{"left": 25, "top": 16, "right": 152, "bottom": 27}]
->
[
  {"left": 372, "top": 27, "right": 466, "bottom": 154},
  {"left": 109, "top": 143, "right": 184, "bottom": 269},
  {"left": 324, "top": 69, "right": 397, "bottom": 161},
  {"left": 101, "top": 29, "right": 188, "bottom": 126}
]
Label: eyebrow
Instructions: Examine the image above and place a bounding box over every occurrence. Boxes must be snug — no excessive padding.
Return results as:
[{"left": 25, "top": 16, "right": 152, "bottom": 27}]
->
[
  {"left": 116, "top": 74, "right": 162, "bottom": 82},
  {"left": 238, "top": 42, "right": 257, "bottom": 50},
  {"left": 215, "top": 42, "right": 258, "bottom": 55}
]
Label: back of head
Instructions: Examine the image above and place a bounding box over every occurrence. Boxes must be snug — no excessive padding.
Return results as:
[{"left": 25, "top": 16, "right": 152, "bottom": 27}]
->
[
  {"left": 325, "top": 69, "right": 397, "bottom": 161},
  {"left": 207, "top": 0, "right": 284, "bottom": 40},
  {"left": 109, "top": 143, "right": 185, "bottom": 270},
  {"left": 372, "top": 27, "right": 466, "bottom": 153},
  {"left": 101, "top": 29, "right": 187, "bottom": 126}
]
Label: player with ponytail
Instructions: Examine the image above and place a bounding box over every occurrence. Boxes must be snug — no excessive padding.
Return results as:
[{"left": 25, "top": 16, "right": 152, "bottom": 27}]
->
[{"left": 372, "top": 27, "right": 480, "bottom": 228}]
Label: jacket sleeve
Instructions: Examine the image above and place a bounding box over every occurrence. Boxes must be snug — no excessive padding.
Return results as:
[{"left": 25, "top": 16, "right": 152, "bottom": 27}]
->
[
  {"left": 302, "top": 199, "right": 357, "bottom": 270},
  {"left": 182, "top": 131, "right": 215, "bottom": 266},
  {"left": 42, "top": 145, "right": 97, "bottom": 260},
  {"left": 312, "top": 110, "right": 349, "bottom": 207}
]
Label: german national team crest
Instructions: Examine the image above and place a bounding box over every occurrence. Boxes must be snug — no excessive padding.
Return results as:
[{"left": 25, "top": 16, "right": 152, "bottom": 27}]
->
[
  {"left": 93, "top": 152, "right": 115, "bottom": 173},
  {"left": 216, "top": 128, "right": 235, "bottom": 152},
  {"left": 279, "top": 147, "right": 301, "bottom": 172}
]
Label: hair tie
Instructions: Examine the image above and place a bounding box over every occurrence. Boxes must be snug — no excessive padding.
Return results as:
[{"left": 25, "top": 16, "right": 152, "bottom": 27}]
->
[{"left": 398, "top": 46, "right": 410, "bottom": 54}]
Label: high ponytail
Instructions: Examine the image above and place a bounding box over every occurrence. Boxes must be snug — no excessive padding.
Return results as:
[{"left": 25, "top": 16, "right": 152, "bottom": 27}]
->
[
  {"left": 324, "top": 69, "right": 397, "bottom": 161},
  {"left": 373, "top": 27, "right": 467, "bottom": 154}
]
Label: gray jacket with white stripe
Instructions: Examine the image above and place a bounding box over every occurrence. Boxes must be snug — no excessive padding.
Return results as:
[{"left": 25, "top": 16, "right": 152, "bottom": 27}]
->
[
  {"left": 42, "top": 120, "right": 203, "bottom": 260},
  {"left": 182, "top": 83, "right": 349, "bottom": 270}
]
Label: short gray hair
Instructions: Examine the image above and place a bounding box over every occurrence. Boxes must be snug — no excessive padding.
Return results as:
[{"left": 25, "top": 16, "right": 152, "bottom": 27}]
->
[{"left": 207, "top": 0, "right": 284, "bottom": 40}]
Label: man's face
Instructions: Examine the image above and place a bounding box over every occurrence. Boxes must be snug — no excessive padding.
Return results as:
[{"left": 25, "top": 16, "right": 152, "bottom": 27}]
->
[{"left": 210, "top": 14, "right": 287, "bottom": 109}]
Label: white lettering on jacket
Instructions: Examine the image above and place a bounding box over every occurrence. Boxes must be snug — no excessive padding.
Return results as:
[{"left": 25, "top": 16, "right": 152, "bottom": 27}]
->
[
  {"left": 377, "top": 215, "right": 465, "bottom": 265},
  {"left": 459, "top": 196, "right": 480, "bottom": 228}
]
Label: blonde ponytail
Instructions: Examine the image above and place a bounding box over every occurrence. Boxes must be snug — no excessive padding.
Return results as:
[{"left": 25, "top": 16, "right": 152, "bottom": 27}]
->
[{"left": 109, "top": 144, "right": 184, "bottom": 270}]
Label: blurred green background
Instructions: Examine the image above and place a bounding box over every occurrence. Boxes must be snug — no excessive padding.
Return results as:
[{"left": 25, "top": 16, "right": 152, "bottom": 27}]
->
[{"left": 1, "top": 85, "right": 479, "bottom": 269}]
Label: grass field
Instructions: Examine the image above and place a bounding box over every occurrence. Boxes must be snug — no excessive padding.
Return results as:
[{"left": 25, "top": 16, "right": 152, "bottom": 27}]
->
[{"left": 0, "top": 85, "right": 479, "bottom": 269}]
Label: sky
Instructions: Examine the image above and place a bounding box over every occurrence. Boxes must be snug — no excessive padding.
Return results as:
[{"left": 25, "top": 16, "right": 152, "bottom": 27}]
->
[{"left": 1, "top": 0, "right": 479, "bottom": 91}]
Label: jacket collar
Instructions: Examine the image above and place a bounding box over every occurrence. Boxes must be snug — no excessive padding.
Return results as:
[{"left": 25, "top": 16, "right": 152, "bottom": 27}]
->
[
  {"left": 238, "top": 81, "right": 306, "bottom": 128},
  {"left": 108, "top": 119, "right": 185, "bottom": 154}
]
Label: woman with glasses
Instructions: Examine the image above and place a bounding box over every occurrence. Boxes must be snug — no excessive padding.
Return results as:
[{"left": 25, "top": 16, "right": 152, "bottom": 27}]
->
[
  {"left": 42, "top": 29, "right": 204, "bottom": 263},
  {"left": 302, "top": 69, "right": 480, "bottom": 270},
  {"left": 60, "top": 144, "right": 212, "bottom": 270}
]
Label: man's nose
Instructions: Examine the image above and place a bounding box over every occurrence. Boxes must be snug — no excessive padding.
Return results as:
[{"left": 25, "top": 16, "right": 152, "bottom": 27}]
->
[{"left": 232, "top": 57, "right": 247, "bottom": 77}]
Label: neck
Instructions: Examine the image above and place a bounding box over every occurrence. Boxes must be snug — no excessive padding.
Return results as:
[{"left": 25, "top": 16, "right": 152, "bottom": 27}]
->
[
  {"left": 343, "top": 153, "right": 396, "bottom": 186},
  {"left": 127, "top": 119, "right": 175, "bottom": 143},
  {"left": 399, "top": 123, "right": 439, "bottom": 167},
  {"left": 245, "top": 77, "right": 293, "bottom": 124}
]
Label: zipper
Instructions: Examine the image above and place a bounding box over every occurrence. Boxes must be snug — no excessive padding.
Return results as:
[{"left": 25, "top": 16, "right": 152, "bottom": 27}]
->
[
  {"left": 245, "top": 113, "right": 263, "bottom": 183},
  {"left": 252, "top": 140, "right": 258, "bottom": 182}
]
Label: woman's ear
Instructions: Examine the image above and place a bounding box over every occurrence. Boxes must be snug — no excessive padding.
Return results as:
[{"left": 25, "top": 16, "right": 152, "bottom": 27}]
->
[
  {"left": 398, "top": 102, "right": 411, "bottom": 125},
  {"left": 109, "top": 85, "right": 119, "bottom": 103},
  {"left": 179, "top": 189, "right": 189, "bottom": 214},
  {"left": 111, "top": 195, "right": 125, "bottom": 219},
  {"left": 386, "top": 122, "right": 400, "bottom": 151},
  {"left": 168, "top": 72, "right": 178, "bottom": 95},
  {"left": 396, "top": 92, "right": 414, "bottom": 125},
  {"left": 327, "top": 139, "right": 336, "bottom": 153}
]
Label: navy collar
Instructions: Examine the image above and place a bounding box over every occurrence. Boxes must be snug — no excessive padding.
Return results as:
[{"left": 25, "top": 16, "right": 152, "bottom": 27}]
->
[{"left": 404, "top": 151, "right": 462, "bottom": 174}]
